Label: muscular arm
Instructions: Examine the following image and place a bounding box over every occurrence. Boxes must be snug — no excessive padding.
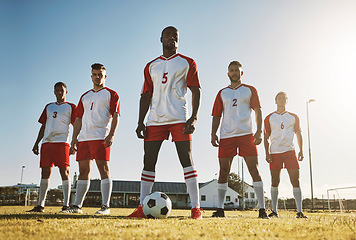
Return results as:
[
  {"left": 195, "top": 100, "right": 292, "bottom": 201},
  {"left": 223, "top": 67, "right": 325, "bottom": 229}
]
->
[
  {"left": 296, "top": 131, "right": 304, "bottom": 161},
  {"left": 211, "top": 115, "right": 221, "bottom": 147},
  {"left": 70, "top": 117, "right": 82, "bottom": 155},
  {"left": 32, "top": 124, "right": 45, "bottom": 155},
  {"left": 136, "top": 92, "right": 151, "bottom": 139},
  {"left": 264, "top": 132, "right": 272, "bottom": 163},
  {"left": 184, "top": 86, "right": 201, "bottom": 134},
  {"left": 253, "top": 107, "right": 262, "bottom": 145},
  {"left": 104, "top": 112, "right": 119, "bottom": 147}
]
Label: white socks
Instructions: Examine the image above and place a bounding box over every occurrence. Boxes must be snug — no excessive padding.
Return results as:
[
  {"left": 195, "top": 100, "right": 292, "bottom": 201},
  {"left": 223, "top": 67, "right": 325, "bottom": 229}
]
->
[
  {"left": 140, "top": 170, "right": 155, "bottom": 205},
  {"left": 271, "top": 186, "right": 278, "bottom": 213},
  {"left": 217, "top": 183, "right": 228, "bottom": 209},
  {"left": 253, "top": 181, "right": 265, "bottom": 209},
  {"left": 293, "top": 187, "right": 303, "bottom": 212},
  {"left": 184, "top": 166, "right": 200, "bottom": 208},
  {"left": 74, "top": 180, "right": 90, "bottom": 207},
  {"left": 101, "top": 178, "right": 112, "bottom": 207},
  {"left": 39, "top": 178, "right": 50, "bottom": 207},
  {"left": 62, "top": 180, "right": 71, "bottom": 207}
]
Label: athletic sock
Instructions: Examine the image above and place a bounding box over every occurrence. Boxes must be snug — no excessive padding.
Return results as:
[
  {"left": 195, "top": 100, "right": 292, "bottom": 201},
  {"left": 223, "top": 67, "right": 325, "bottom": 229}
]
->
[
  {"left": 101, "top": 178, "right": 112, "bottom": 207},
  {"left": 271, "top": 186, "right": 279, "bottom": 213},
  {"left": 183, "top": 166, "right": 200, "bottom": 208},
  {"left": 293, "top": 187, "right": 303, "bottom": 212},
  {"left": 38, "top": 178, "right": 50, "bottom": 207},
  {"left": 74, "top": 180, "right": 90, "bottom": 207},
  {"left": 217, "top": 183, "right": 228, "bottom": 209},
  {"left": 140, "top": 170, "right": 155, "bottom": 205},
  {"left": 62, "top": 179, "right": 71, "bottom": 207},
  {"left": 253, "top": 181, "right": 265, "bottom": 209}
]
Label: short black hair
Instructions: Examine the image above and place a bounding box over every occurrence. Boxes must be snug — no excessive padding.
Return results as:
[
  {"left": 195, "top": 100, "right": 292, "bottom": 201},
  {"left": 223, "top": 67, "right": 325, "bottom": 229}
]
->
[
  {"left": 91, "top": 63, "right": 106, "bottom": 71},
  {"left": 228, "top": 61, "right": 242, "bottom": 69},
  {"left": 161, "top": 26, "right": 178, "bottom": 37},
  {"left": 54, "top": 82, "right": 67, "bottom": 89}
]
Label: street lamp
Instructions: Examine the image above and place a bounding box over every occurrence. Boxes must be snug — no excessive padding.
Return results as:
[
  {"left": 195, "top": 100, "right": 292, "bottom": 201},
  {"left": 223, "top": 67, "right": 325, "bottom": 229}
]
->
[
  {"left": 306, "top": 99, "right": 315, "bottom": 211},
  {"left": 20, "top": 165, "right": 25, "bottom": 185}
]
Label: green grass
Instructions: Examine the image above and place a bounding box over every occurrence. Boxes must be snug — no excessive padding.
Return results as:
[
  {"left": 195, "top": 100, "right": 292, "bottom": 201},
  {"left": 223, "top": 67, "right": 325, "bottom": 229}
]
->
[{"left": 0, "top": 206, "right": 355, "bottom": 239}]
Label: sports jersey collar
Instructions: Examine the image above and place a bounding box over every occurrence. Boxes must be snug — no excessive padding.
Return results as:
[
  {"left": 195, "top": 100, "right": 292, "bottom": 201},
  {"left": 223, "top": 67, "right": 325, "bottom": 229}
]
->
[
  {"left": 92, "top": 87, "right": 106, "bottom": 93},
  {"left": 55, "top": 101, "right": 67, "bottom": 105},
  {"left": 275, "top": 110, "right": 288, "bottom": 115},
  {"left": 228, "top": 83, "right": 242, "bottom": 90},
  {"left": 159, "top": 53, "right": 179, "bottom": 61}
]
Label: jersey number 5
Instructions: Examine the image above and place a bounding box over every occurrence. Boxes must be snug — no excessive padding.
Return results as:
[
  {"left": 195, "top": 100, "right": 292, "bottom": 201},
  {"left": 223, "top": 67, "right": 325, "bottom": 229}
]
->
[
  {"left": 162, "top": 72, "right": 168, "bottom": 84},
  {"left": 53, "top": 112, "right": 57, "bottom": 118}
]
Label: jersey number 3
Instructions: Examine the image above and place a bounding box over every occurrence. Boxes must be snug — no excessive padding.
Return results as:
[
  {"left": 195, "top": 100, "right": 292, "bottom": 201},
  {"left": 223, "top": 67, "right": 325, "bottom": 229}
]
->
[
  {"left": 53, "top": 112, "right": 57, "bottom": 118},
  {"left": 162, "top": 72, "right": 168, "bottom": 84}
]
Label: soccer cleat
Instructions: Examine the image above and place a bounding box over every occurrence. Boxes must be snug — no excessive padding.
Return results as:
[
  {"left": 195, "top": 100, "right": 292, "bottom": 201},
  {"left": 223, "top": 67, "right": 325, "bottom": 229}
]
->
[
  {"left": 58, "top": 206, "right": 70, "bottom": 213},
  {"left": 95, "top": 205, "right": 111, "bottom": 215},
  {"left": 268, "top": 211, "right": 279, "bottom": 218},
  {"left": 127, "top": 205, "right": 146, "bottom": 218},
  {"left": 60, "top": 205, "right": 83, "bottom": 214},
  {"left": 296, "top": 212, "right": 308, "bottom": 218},
  {"left": 212, "top": 208, "right": 225, "bottom": 218},
  {"left": 258, "top": 208, "right": 270, "bottom": 219},
  {"left": 26, "top": 205, "right": 44, "bottom": 213},
  {"left": 191, "top": 207, "right": 203, "bottom": 219}
]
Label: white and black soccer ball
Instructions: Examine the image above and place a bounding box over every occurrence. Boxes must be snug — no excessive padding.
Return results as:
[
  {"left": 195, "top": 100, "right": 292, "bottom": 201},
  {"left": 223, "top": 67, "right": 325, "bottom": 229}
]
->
[{"left": 142, "top": 191, "right": 172, "bottom": 219}]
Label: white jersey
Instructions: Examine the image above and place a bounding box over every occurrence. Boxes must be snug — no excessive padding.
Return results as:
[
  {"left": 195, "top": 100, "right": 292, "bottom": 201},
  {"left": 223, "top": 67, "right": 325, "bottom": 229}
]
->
[
  {"left": 76, "top": 87, "right": 120, "bottom": 142},
  {"left": 264, "top": 111, "right": 301, "bottom": 154},
  {"left": 142, "top": 53, "right": 200, "bottom": 126},
  {"left": 39, "top": 102, "right": 76, "bottom": 144},
  {"left": 212, "top": 84, "right": 261, "bottom": 139}
]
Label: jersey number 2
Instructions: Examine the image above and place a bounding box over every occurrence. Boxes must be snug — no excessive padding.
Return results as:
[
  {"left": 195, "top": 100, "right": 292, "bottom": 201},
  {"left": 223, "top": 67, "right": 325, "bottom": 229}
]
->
[
  {"left": 232, "top": 99, "right": 237, "bottom": 107},
  {"left": 162, "top": 72, "right": 168, "bottom": 84}
]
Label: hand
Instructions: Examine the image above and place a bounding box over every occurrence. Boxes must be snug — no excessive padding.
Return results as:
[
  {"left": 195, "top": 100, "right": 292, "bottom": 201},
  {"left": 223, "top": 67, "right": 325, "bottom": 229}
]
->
[
  {"left": 253, "top": 131, "right": 262, "bottom": 145},
  {"left": 298, "top": 151, "right": 304, "bottom": 161},
  {"left": 136, "top": 122, "right": 146, "bottom": 139},
  {"left": 266, "top": 152, "right": 272, "bottom": 163},
  {"left": 32, "top": 144, "right": 39, "bottom": 155},
  {"left": 70, "top": 139, "right": 78, "bottom": 155},
  {"left": 104, "top": 134, "right": 114, "bottom": 148},
  {"left": 183, "top": 117, "right": 196, "bottom": 134},
  {"left": 211, "top": 134, "right": 219, "bottom": 147}
]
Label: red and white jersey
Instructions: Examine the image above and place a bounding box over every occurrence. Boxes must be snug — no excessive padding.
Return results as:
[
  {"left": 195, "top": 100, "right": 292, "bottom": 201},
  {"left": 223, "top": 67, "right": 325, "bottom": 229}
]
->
[
  {"left": 212, "top": 84, "right": 261, "bottom": 139},
  {"left": 39, "top": 102, "right": 76, "bottom": 144},
  {"left": 141, "top": 53, "right": 200, "bottom": 126},
  {"left": 76, "top": 87, "right": 120, "bottom": 142},
  {"left": 264, "top": 111, "right": 301, "bottom": 154}
]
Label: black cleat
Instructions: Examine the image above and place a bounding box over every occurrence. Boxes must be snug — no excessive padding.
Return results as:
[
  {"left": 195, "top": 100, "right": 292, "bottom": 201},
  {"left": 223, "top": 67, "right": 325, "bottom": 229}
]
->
[
  {"left": 258, "top": 208, "right": 270, "bottom": 219},
  {"left": 26, "top": 205, "right": 44, "bottom": 213},
  {"left": 212, "top": 208, "right": 225, "bottom": 217},
  {"left": 296, "top": 212, "right": 308, "bottom": 218},
  {"left": 268, "top": 211, "right": 279, "bottom": 218}
]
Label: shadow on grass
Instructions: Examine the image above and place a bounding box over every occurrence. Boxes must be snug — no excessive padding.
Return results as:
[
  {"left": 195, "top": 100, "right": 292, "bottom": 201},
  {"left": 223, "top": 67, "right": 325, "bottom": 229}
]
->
[{"left": 0, "top": 214, "right": 192, "bottom": 220}]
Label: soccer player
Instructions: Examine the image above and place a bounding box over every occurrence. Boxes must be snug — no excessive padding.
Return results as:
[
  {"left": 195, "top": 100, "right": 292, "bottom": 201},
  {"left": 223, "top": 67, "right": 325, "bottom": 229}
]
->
[
  {"left": 27, "top": 82, "right": 76, "bottom": 213},
  {"left": 264, "top": 92, "right": 307, "bottom": 218},
  {"left": 64, "top": 63, "right": 120, "bottom": 215},
  {"left": 211, "top": 61, "right": 269, "bottom": 218},
  {"left": 128, "top": 26, "right": 202, "bottom": 219}
]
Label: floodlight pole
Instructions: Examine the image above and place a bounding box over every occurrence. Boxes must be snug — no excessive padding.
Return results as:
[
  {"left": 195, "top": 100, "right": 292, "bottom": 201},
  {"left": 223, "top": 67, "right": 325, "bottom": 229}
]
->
[
  {"left": 307, "top": 99, "right": 315, "bottom": 211},
  {"left": 241, "top": 157, "right": 245, "bottom": 210},
  {"left": 20, "top": 165, "right": 25, "bottom": 185}
]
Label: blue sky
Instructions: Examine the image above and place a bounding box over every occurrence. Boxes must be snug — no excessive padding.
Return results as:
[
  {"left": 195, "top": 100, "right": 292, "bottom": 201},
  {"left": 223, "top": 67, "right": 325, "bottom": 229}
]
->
[{"left": 1, "top": 0, "right": 356, "bottom": 199}]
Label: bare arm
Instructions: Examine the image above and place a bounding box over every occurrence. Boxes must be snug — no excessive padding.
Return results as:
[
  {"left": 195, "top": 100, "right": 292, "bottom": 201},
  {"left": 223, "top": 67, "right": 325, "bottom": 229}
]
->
[
  {"left": 184, "top": 86, "right": 201, "bottom": 134},
  {"left": 296, "top": 131, "right": 304, "bottom": 161},
  {"left": 211, "top": 115, "right": 221, "bottom": 147},
  {"left": 32, "top": 124, "right": 45, "bottom": 155},
  {"left": 264, "top": 132, "right": 272, "bottom": 163},
  {"left": 70, "top": 117, "right": 82, "bottom": 155},
  {"left": 104, "top": 112, "right": 119, "bottom": 147},
  {"left": 253, "top": 107, "right": 262, "bottom": 145},
  {"left": 136, "top": 92, "right": 151, "bottom": 139}
]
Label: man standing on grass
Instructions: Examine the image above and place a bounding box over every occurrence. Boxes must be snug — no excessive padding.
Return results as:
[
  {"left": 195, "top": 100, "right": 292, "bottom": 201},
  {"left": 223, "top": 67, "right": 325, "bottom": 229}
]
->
[
  {"left": 64, "top": 63, "right": 120, "bottom": 215},
  {"left": 264, "top": 92, "right": 307, "bottom": 218},
  {"left": 211, "top": 61, "right": 269, "bottom": 219},
  {"left": 127, "top": 26, "right": 202, "bottom": 219},
  {"left": 27, "top": 82, "right": 76, "bottom": 213}
]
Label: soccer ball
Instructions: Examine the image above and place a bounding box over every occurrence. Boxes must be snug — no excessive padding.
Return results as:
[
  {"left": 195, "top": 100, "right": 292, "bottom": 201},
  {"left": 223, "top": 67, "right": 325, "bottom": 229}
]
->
[{"left": 142, "top": 192, "right": 172, "bottom": 219}]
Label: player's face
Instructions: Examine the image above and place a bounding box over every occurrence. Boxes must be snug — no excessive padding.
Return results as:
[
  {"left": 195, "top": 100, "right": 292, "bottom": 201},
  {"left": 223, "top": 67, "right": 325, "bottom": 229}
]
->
[
  {"left": 54, "top": 85, "right": 67, "bottom": 102},
  {"left": 276, "top": 94, "right": 288, "bottom": 107},
  {"left": 228, "top": 65, "right": 243, "bottom": 83},
  {"left": 161, "top": 28, "right": 179, "bottom": 51},
  {"left": 91, "top": 69, "right": 106, "bottom": 88}
]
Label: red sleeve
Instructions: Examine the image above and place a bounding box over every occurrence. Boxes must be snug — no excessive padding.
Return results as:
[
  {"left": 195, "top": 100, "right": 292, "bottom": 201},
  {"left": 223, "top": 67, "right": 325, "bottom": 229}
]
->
[
  {"left": 186, "top": 59, "right": 200, "bottom": 88},
  {"left": 292, "top": 113, "right": 301, "bottom": 133},
  {"left": 38, "top": 106, "right": 48, "bottom": 124},
  {"left": 141, "top": 62, "right": 154, "bottom": 97},
  {"left": 264, "top": 114, "right": 271, "bottom": 135},
  {"left": 247, "top": 85, "right": 261, "bottom": 109},
  {"left": 109, "top": 90, "right": 120, "bottom": 116},
  {"left": 212, "top": 90, "right": 223, "bottom": 117},
  {"left": 69, "top": 103, "right": 77, "bottom": 124},
  {"left": 76, "top": 98, "right": 84, "bottom": 119}
]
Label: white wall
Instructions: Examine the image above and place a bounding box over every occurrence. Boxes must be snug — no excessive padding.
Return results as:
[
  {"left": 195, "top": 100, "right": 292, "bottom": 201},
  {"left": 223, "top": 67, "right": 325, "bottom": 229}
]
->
[{"left": 199, "top": 179, "right": 239, "bottom": 208}]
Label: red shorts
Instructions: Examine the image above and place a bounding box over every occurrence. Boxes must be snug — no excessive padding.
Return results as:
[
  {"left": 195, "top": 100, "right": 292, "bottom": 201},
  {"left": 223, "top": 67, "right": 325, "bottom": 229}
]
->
[
  {"left": 77, "top": 140, "right": 110, "bottom": 161},
  {"left": 145, "top": 123, "right": 192, "bottom": 142},
  {"left": 40, "top": 142, "right": 70, "bottom": 168},
  {"left": 218, "top": 134, "right": 258, "bottom": 158},
  {"left": 270, "top": 150, "right": 299, "bottom": 170}
]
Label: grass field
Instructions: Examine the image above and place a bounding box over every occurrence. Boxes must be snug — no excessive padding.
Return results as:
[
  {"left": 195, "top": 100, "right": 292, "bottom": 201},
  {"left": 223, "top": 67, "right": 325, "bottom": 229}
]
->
[{"left": 1, "top": 206, "right": 355, "bottom": 239}]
